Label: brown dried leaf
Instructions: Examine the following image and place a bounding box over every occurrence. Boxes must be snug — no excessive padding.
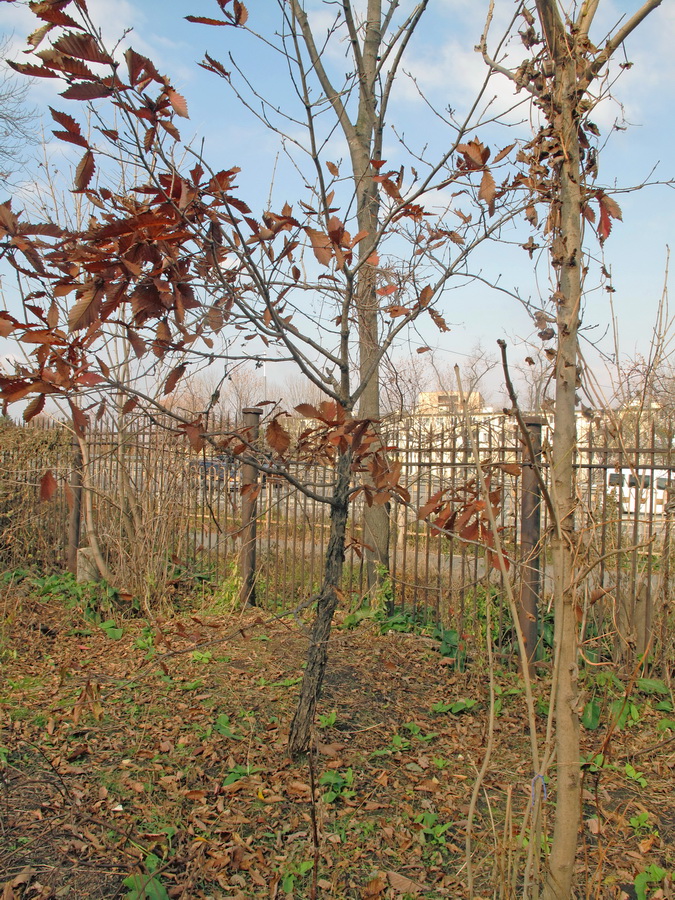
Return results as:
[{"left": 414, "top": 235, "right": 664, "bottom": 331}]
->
[
  {"left": 496, "top": 463, "right": 522, "bottom": 477},
  {"left": 7, "top": 60, "right": 59, "bottom": 79},
  {"left": 233, "top": 1, "right": 249, "bottom": 26},
  {"left": 70, "top": 403, "right": 88, "bottom": 437},
  {"left": 40, "top": 470, "right": 58, "bottom": 502},
  {"left": 74, "top": 150, "right": 95, "bottom": 192},
  {"left": 49, "top": 107, "right": 81, "bottom": 135},
  {"left": 53, "top": 32, "right": 114, "bottom": 65},
  {"left": 362, "top": 875, "right": 387, "bottom": 898},
  {"left": 418, "top": 285, "right": 433, "bottom": 308},
  {"left": 68, "top": 283, "right": 103, "bottom": 332},
  {"left": 492, "top": 142, "right": 516, "bottom": 163},
  {"left": 0, "top": 313, "right": 15, "bottom": 337},
  {"left": 24, "top": 393, "right": 46, "bottom": 422},
  {"left": 163, "top": 363, "right": 186, "bottom": 396},
  {"left": 61, "top": 82, "right": 112, "bottom": 101},
  {"left": 267, "top": 418, "right": 291, "bottom": 456},
  {"left": 386, "top": 871, "right": 427, "bottom": 894},
  {"left": 183, "top": 423, "right": 205, "bottom": 452},
  {"left": 305, "top": 227, "right": 333, "bottom": 266},
  {"left": 295, "top": 403, "right": 321, "bottom": 419},
  {"left": 167, "top": 89, "right": 189, "bottom": 118},
  {"left": 599, "top": 193, "right": 622, "bottom": 221},
  {"left": 478, "top": 168, "right": 496, "bottom": 212},
  {"left": 185, "top": 15, "right": 228, "bottom": 25}
]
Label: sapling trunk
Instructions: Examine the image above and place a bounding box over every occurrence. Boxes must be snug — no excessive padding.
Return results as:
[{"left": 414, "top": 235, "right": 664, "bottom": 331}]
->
[{"left": 288, "top": 449, "right": 352, "bottom": 756}]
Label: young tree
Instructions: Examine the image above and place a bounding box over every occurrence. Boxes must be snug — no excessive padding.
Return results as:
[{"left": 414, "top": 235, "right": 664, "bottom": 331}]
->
[
  {"left": 481, "top": 1, "right": 664, "bottom": 895},
  {"left": 0, "top": 1, "right": 522, "bottom": 757}
]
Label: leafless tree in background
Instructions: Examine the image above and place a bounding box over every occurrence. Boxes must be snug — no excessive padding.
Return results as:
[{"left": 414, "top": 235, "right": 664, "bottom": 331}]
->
[{"left": 0, "top": 39, "right": 37, "bottom": 181}]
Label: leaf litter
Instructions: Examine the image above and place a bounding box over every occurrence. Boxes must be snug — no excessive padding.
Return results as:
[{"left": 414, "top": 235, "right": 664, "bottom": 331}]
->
[{"left": 1, "top": 586, "right": 674, "bottom": 898}]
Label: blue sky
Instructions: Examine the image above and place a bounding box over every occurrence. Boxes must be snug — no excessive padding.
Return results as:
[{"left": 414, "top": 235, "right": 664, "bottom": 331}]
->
[{"left": 1, "top": 0, "right": 674, "bottom": 405}]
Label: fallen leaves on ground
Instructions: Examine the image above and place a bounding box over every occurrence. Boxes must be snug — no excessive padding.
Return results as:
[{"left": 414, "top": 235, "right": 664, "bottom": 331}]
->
[{"left": 0, "top": 587, "right": 674, "bottom": 898}]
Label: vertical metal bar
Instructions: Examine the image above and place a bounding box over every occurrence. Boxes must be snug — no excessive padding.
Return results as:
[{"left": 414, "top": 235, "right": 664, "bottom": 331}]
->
[
  {"left": 67, "top": 433, "right": 83, "bottom": 575},
  {"left": 519, "top": 417, "right": 543, "bottom": 675},
  {"left": 239, "top": 407, "right": 262, "bottom": 607}
]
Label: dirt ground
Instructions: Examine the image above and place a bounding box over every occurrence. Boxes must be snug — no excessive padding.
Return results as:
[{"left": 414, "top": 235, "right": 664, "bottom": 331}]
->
[{"left": 1, "top": 583, "right": 674, "bottom": 899}]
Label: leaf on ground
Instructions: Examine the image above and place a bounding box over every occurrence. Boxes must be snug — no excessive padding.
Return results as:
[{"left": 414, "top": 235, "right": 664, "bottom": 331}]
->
[
  {"left": 362, "top": 874, "right": 387, "bottom": 898},
  {"left": 317, "top": 741, "right": 344, "bottom": 757},
  {"left": 387, "top": 870, "right": 427, "bottom": 894}
]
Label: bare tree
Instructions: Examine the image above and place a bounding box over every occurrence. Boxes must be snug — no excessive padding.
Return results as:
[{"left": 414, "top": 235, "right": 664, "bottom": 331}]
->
[
  {"left": 0, "top": 39, "right": 37, "bottom": 181},
  {"left": 275, "top": 372, "right": 326, "bottom": 415},
  {"left": 510, "top": 347, "right": 555, "bottom": 414},
  {"left": 433, "top": 340, "right": 498, "bottom": 407},
  {"left": 380, "top": 351, "right": 434, "bottom": 417}
]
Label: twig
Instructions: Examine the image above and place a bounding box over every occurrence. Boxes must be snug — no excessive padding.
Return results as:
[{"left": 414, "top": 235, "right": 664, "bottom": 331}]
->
[{"left": 456, "top": 367, "right": 543, "bottom": 895}]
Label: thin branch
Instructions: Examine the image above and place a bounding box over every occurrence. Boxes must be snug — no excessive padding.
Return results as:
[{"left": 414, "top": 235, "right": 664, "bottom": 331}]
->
[{"left": 583, "top": 0, "right": 665, "bottom": 88}]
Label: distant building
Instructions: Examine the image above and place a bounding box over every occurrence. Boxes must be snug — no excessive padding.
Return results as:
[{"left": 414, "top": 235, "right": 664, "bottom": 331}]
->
[{"left": 415, "top": 390, "right": 485, "bottom": 415}]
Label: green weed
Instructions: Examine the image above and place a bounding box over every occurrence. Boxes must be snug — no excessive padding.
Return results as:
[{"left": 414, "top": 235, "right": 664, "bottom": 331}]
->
[
  {"left": 319, "top": 767, "right": 355, "bottom": 803},
  {"left": 629, "top": 811, "right": 658, "bottom": 838},
  {"left": 318, "top": 710, "right": 337, "bottom": 729},
  {"left": 222, "top": 764, "right": 261, "bottom": 786},
  {"left": 624, "top": 763, "right": 648, "bottom": 789},
  {"left": 634, "top": 863, "right": 667, "bottom": 900},
  {"left": 280, "top": 859, "right": 314, "bottom": 893},
  {"left": 431, "top": 698, "right": 476, "bottom": 715},
  {"left": 123, "top": 853, "right": 169, "bottom": 900},
  {"left": 413, "top": 812, "right": 453, "bottom": 848}
]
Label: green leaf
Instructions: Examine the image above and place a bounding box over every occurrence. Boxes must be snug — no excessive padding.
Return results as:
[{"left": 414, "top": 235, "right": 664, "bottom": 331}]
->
[
  {"left": 636, "top": 678, "right": 669, "bottom": 695},
  {"left": 100, "top": 620, "right": 123, "bottom": 640},
  {"left": 582, "top": 698, "right": 601, "bottom": 730},
  {"left": 270, "top": 676, "right": 302, "bottom": 687},
  {"left": 450, "top": 698, "right": 477, "bottom": 715},
  {"left": 657, "top": 718, "right": 675, "bottom": 733},
  {"left": 123, "top": 874, "right": 170, "bottom": 900},
  {"left": 634, "top": 863, "right": 666, "bottom": 900},
  {"left": 610, "top": 698, "right": 629, "bottom": 730},
  {"left": 214, "top": 714, "right": 242, "bottom": 739}
]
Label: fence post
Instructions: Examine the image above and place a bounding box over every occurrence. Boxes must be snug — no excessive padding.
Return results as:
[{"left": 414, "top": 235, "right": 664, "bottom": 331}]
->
[
  {"left": 519, "top": 416, "right": 543, "bottom": 676},
  {"left": 67, "top": 434, "right": 83, "bottom": 575},
  {"left": 239, "top": 407, "right": 262, "bottom": 607}
]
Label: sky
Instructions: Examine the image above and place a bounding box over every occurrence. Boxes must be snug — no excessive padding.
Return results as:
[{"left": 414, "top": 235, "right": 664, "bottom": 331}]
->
[{"left": 0, "top": 0, "right": 674, "bottom": 408}]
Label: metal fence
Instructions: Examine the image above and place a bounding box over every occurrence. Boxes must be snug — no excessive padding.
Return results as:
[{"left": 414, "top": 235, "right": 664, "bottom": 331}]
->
[{"left": 2, "top": 412, "right": 674, "bottom": 657}]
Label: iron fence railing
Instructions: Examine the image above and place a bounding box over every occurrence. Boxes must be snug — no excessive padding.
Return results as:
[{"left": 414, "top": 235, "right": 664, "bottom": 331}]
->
[{"left": 2, "top": 414, "right": 674, "bottom": 656}]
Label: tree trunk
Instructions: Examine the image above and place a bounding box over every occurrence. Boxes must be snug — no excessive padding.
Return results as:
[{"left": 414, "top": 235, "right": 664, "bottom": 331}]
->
[
  {"left": 288, "top": 448, "right": 352, "bottom": 756},
  {"left": 350, "top": 0, "right": 390, "bottom": 596},
  {"left": 353, "top": 177, "right": 390, "bottom": 596},
  {"left": 541, "top": 43, "right": 583, "bottom": 900}
]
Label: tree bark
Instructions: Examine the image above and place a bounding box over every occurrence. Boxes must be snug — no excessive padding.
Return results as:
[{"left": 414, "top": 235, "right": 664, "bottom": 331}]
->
[
  {"left": 288, "top": 448, "right": 352, "bottom": 755},
  {"left": 536, "top": 5, "right": 582, "bottom": 895},
  {"left": 349, "top": 0, "right": 390, "bottom": 595}
]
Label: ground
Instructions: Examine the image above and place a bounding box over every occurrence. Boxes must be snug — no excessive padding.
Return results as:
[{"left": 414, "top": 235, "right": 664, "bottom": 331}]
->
[{"left": 1, "top": 580, "right": 674, "bottom": 899}]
